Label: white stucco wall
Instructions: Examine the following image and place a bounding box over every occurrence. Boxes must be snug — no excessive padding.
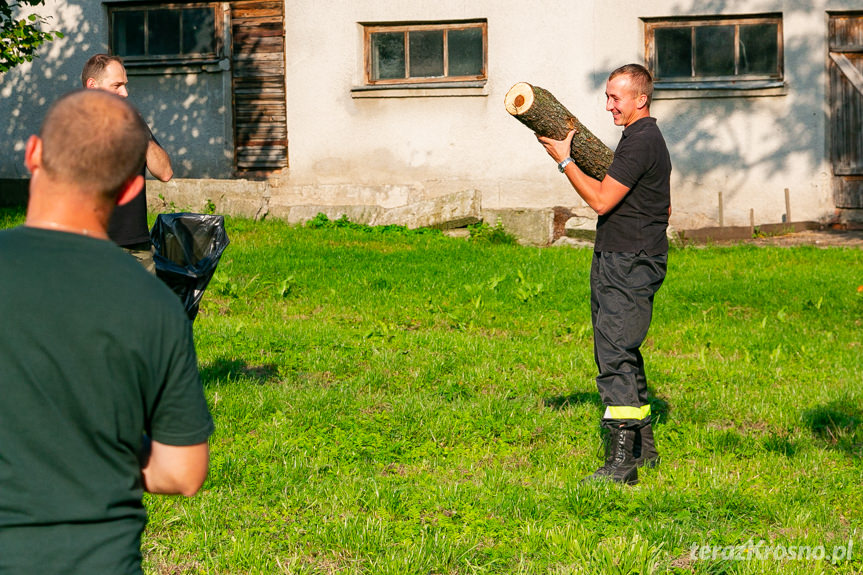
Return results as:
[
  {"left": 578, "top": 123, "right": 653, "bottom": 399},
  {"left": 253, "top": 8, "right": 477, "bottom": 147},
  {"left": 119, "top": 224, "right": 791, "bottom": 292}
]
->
[
  {"left": 274, "top": 0, "right": 607, "bottom": 213},
  {"left": 275, "top": 0, "right": 855, "bottom": 229},
  {"left": 1, "top": 0, "right": 859, "bottom": 235}
]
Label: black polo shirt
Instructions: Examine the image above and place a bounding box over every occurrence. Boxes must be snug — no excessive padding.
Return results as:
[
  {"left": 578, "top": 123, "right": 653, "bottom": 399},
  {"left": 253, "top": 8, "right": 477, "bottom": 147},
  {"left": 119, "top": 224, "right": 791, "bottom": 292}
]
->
[
  {"left": 596, "top": 116, "right": 671, "bottom": 255},
  {"left": 108, "top": 130, "right": 162, "bottom": 248},
  {"left": 107, "top": 168, "right": 149, "bottom": 248}
]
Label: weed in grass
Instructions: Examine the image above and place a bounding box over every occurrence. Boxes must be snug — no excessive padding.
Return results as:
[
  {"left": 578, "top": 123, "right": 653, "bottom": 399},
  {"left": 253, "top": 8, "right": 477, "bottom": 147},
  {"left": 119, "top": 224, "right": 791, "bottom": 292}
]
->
[
  {"left": 514, "top": 269, "right": 543, "bottom": 303},
  {"left": 305, "top": 212, "right": 440, "bottom": 237},
  {"left": 0, "top": 206, "right": 25, "bottom": 228},
  {"left": 468, "top": 218, "right": 518, "bottom": 245},
  {"left": 156, "top": 193, "right": 181, "bottom": 213}
]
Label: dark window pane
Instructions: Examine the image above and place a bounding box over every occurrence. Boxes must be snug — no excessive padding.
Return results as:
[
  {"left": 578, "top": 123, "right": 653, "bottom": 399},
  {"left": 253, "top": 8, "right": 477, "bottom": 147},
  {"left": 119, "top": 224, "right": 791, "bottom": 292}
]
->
[
  {"left": 149, "top": 9, "right": 181, "bottom": 56},
  {"left": 448, "top": 27, "right": 483, "bottom": 76},
  {"left": 409, "top": 30, "right": 444, "bottom": 78},
  {"left": 655, "top": 27, "right": 692, "bottom": 79},
  {"left": 113, "top": 10, "right": 145, "bottom": 56},
  {"left": 739, "top": 23, "right": 778, "bottom": 75},
  {"left": 370, "top": 32, "right": 405, "bottom": 80},
  {"left": 182, "top": 8, "right": 216, "bottom": 55},
  {"left": 695, "top": 25, "right": 735, "bottom": 76}
]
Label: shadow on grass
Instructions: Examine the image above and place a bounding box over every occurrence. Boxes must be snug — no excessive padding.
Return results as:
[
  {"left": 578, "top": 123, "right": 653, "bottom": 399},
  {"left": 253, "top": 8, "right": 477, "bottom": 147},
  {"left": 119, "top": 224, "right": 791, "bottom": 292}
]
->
[
  {"left": 803, "top": 401, "right": 863, "bottom": 458},
  {"left": 544, "top": 390, "right": 603, "bottom": 411},
  {"left": 200, "top": 357, "right": 280, "bottom": 386},
  {"left": 762, "top": 432, "right": 798, "bottom": 457}
]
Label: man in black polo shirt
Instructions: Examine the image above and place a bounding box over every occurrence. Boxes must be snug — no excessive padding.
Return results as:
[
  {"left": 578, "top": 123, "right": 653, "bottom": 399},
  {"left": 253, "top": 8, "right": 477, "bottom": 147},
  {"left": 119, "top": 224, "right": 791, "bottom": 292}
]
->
[
  {"left": 82, "top": 54, "right": 173, "bottom": 274},
  {"left": 537, "top": 63, "right": 671, "bottom": 485}
]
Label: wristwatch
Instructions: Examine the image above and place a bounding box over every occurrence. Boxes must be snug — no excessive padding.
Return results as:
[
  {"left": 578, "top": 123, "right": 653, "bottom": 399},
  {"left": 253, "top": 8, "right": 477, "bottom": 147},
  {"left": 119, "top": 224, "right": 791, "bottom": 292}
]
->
[{"left": 558, "top": 157, "right": 574, "bottom": 173}]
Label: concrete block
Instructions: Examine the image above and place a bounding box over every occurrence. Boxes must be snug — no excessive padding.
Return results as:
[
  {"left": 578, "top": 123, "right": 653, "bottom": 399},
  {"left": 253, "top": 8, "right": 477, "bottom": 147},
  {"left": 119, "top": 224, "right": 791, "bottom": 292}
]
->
[
  {"left": 148, "top": 179, "right": 269, "bottom": 219},
  {"left": 564, "top": 215, "right": 597, "bottom": 241},
  {"left": 482, "top": 208, "right": 554, "bottom": 246},
  {"left": 373, "top": 189, "right": 482, "bottom": 229}
]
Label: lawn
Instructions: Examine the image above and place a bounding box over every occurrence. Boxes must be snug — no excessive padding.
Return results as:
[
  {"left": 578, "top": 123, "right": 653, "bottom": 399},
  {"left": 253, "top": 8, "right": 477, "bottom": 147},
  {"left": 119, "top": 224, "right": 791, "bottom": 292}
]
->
[{"left": 4, "top": 208, "right": 863, "bottom": 573}]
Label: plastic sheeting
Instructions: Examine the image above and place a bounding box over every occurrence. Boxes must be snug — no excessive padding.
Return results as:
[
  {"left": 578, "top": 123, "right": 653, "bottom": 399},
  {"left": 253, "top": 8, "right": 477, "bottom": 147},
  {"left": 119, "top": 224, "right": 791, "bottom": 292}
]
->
[{"left": 151, "top": 213, "right": 229, "bottom": 321}]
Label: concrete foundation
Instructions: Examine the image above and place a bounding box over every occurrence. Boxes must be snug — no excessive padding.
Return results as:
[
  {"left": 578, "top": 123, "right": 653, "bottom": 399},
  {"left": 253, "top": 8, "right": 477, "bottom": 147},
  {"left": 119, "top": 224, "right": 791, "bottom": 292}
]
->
[{"left": 4, "top": 176, "right": 856, "bottom": 244}]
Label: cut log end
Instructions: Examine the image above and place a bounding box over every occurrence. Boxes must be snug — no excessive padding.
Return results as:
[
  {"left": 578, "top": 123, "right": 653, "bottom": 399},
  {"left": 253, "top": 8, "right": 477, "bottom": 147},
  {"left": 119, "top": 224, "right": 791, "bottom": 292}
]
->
[
  {"left": 504, "top": 82, "right": 535, "bottom": 116},
  {"left": 504, "top": 81, "right": 613, "bottom": 180}
]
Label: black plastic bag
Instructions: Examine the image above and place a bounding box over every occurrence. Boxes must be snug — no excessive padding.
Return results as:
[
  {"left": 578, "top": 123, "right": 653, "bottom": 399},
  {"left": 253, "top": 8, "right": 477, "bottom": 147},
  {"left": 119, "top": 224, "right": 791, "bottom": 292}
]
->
[{"left": 150, "top": 213, "right": 230, "bottom": 321}]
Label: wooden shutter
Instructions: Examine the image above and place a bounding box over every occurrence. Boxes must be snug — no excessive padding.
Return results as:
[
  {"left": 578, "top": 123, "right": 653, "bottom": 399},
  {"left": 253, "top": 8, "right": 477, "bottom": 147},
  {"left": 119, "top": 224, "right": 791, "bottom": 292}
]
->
[
  {"left": 231, "top": 0, "right": 287, "bottom": 173},
  {"left": 829, "top": 13, "right": 863, "bottom": 208}
]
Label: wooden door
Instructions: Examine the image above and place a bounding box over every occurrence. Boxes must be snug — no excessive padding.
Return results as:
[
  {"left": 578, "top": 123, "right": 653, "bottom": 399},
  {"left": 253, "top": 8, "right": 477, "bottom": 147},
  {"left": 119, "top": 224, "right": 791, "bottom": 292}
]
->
[
  {"left": 231, "top": 0, "right": 288, "bottom": 174},
  {"left": 829, "top": 12, "right": 863, "bottom": 208}
]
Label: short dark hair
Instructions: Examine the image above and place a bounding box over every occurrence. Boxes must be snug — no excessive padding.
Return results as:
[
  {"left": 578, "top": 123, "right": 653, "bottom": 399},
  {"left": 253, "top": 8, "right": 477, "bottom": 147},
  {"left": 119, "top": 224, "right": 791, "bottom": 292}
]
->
[
  {"left": 608, "top": 63, "right": 654, "bottom": 106},
  {"left": 39, "top": 90, "right": 149, "bottom": 201},
  {"left": 81, "top": 53, "right": 124, "bottom": 87}
]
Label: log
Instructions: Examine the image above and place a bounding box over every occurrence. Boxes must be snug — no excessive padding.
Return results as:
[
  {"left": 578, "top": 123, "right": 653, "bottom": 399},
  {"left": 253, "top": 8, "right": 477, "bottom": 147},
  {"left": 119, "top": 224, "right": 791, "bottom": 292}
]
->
[{"left": 505, "top": 82, "right": 614, "bottom": 181}]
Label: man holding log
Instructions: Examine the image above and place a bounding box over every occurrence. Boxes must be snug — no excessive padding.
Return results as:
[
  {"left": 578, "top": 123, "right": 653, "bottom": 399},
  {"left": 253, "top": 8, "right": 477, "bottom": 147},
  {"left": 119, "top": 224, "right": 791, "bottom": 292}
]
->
[{"left": 536, "top": 63, "right": 671, "bottom": 485}]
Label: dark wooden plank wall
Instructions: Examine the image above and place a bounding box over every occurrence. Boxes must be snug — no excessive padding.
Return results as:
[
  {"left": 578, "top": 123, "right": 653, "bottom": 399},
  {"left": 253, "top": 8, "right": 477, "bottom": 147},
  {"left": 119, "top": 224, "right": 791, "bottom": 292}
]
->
[
  {"left": 231, "top": 0, "right": 287, "bottom": 173},
  {"left": 829, "top": 13, "right": 863, "bottom": 208}
]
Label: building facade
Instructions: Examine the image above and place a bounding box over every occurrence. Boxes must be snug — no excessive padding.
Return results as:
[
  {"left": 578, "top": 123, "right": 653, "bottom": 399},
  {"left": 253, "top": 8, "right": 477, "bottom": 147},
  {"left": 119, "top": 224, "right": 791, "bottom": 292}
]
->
[{"left": 1, "top": 1, "right": 862, "bottom": 242}]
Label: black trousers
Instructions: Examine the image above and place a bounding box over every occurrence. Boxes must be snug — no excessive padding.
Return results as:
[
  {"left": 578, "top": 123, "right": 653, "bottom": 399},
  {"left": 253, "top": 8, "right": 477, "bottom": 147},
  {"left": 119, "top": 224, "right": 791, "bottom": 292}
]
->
[{"left": 590, "top": 251, "right": 667, "bottom": 429}]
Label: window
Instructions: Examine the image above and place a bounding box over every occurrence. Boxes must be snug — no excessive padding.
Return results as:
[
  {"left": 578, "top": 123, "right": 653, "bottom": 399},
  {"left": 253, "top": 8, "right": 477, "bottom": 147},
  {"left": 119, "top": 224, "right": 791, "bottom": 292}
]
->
[
  {"left": 364, "top": 21, "right": 487, "bottom": 85},
  {"left": 108, "top": 3, "right": 222, "bottom": 62},
  {"left": 644, "top": 14, "right": 782, "bottom": 88}
]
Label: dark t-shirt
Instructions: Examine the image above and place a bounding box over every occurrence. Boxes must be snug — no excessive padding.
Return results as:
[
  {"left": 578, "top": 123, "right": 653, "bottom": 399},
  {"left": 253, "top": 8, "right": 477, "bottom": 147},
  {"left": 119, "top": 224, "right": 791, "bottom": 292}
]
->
[
  {"left": 108, "top": 169, "right": 150, "bottom": 247},
  {"left": 597, "top": 117, "right": 671, "bottom": 255},
  {"left": 0, "top": 227, "right": 214, "bottom": 574},
  {"left": 109, "top": 129, "right": 163, "bottom": 247}
]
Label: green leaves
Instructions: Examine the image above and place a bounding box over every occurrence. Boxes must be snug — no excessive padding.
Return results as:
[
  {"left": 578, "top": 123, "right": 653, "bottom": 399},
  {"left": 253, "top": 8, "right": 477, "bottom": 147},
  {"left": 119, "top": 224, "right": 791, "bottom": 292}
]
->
[
  {"left": 468, "top": 218, "right": 518, "bottom": 245},
  {"left": 514, "top": 269, "right": 543, "bottom": 303},
  {"left": 0, "top": 1, "right": 63, "bottom": 74}
]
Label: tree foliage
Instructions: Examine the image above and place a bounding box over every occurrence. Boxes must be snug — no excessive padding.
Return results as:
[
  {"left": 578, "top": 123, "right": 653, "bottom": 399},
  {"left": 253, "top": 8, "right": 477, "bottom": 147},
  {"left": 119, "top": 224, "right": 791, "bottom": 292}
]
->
[{"left": 0, "top": 0, "right": 64, "bottom": 74}]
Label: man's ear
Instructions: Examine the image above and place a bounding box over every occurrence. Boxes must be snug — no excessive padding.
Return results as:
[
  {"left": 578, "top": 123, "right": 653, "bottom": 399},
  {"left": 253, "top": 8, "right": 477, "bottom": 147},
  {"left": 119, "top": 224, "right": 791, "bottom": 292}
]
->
[
  {"left": 24, "top": 135, "right": 42, "bottom": 175},
  {"left": 85, "top": 77, "right": 98, "bottom": 89},
  {"left": 637, "top": 93, "right": 649, "bottom": 109},
  {"left": 116, "top": 174, "right": 144, "bottom": 206}
]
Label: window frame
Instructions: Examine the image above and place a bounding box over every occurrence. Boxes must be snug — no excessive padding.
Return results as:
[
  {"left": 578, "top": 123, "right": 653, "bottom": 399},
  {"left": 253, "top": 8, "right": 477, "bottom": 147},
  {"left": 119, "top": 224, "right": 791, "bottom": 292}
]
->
[
  {"left": 107, "top": 2, "right": 224, "bottom": 65},
  {"left": 644, "top": 13, "right": 784, "bottom": 93},
  {"left": 362, "top": 20, "right": 488, "bottom": 87}
]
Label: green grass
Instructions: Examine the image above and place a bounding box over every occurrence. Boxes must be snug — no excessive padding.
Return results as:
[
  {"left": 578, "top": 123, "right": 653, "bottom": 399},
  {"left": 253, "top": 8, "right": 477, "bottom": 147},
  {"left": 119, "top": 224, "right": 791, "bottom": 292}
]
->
[{"left": 3, "top": 207, "right": 862, "bottom": 573}]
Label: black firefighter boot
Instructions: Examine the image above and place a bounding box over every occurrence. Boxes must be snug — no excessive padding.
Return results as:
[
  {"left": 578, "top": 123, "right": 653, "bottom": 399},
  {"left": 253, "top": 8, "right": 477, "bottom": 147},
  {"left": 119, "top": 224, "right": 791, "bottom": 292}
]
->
[
  {"left": 633, "top": 423, "right": 660, "bottom": 469},
  {"left": 585, "top": 426, "right": 639, "bottom": 485}
]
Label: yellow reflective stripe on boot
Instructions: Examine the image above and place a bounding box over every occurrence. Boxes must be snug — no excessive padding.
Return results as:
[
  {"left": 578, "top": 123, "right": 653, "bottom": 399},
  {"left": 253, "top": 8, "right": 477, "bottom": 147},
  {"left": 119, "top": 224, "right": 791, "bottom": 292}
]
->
[{"left": 603, "top": 405, "right": 651, "bottom": 420}]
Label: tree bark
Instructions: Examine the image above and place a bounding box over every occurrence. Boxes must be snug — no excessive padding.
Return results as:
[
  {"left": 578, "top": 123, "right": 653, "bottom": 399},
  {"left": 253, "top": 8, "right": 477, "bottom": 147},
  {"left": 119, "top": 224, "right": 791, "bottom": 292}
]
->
[{"left": 505, "top": 82, "right": 614, "bottom": 181}]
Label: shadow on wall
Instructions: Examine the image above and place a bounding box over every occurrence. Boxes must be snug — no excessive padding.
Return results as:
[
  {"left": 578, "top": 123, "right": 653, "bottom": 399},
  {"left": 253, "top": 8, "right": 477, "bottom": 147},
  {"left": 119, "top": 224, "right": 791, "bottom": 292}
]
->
[
  {"left": 0, "top": 3, "right": 89, "bottom": 179},
  {"left": 587, "top": 0, "right": 830, "bottom": 216},
  {"left": 0, "top": 1, "right": 232, "bottom": 180}
]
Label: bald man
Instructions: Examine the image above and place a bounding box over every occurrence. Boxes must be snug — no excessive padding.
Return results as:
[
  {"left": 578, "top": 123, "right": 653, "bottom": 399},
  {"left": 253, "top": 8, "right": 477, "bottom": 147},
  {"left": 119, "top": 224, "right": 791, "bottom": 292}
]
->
[
  {"left": 0, "top": 90, "right": 212, "bottom": 574},
  {"left": 81, "top": 53, "right": 173, "bottom": 273}
]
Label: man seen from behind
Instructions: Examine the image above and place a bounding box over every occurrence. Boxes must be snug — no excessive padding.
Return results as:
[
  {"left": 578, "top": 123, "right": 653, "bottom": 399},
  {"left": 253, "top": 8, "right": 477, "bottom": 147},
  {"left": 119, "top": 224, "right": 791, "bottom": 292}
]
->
[{"left": 0, "top": 89, "right": 213, "bottom": 574}]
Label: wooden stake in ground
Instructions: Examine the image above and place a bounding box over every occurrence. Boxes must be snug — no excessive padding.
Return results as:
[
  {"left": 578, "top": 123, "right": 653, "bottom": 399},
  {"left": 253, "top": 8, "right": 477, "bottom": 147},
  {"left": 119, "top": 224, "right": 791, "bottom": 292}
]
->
[{"left": 504, "top": 82, "right": 614, "bottom": 181}]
